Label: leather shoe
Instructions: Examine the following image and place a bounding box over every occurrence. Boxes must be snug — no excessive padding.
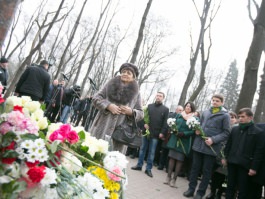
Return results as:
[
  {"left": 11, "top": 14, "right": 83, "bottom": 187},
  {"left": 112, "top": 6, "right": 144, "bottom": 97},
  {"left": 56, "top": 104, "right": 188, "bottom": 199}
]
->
[
  {"left": 131, "top": 165, "right": 142, "bottom": 171},
  {"left": 157, "top": 166, "right": 164, "bottom": 170},
  {"left": 145, "top": 170, "right": 153, "bottom": 177},
  {"left": 183, "top": 189, "right": 194, "bottom": 198}
]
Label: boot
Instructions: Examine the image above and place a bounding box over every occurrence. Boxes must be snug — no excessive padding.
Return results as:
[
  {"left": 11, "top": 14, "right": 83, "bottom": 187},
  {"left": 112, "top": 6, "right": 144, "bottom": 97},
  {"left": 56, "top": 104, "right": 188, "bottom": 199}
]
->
[
  {"left": 163, "top": 176, "right": 171, "bottom": 185},
  {"left": 169, "top": 178, "right": 177, "bottom": 188}
]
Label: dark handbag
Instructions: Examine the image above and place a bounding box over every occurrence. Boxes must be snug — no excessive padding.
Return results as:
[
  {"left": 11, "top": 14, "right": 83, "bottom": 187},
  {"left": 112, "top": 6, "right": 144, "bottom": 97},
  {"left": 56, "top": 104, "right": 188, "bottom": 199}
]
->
[{"left": 112, "top": 117, "right": 142, "bottom": 148}]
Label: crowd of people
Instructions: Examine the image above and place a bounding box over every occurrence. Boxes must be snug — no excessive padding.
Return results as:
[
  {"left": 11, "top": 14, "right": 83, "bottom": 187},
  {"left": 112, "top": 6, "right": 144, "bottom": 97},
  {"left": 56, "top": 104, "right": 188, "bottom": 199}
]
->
[{"left": 1, "top": 58, "right": 265, "bottom": 199}]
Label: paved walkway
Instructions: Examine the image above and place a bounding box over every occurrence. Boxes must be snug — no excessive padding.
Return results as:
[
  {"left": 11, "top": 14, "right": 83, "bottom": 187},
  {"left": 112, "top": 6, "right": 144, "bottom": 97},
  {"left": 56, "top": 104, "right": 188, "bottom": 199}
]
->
[{"left": 125, "top": 157, "right": 210, "bottom": 199}]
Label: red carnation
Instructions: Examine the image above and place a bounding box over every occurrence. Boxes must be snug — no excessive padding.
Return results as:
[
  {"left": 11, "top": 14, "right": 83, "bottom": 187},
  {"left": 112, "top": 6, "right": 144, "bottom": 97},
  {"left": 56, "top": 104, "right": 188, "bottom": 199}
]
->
[
  {"left": 2, "top": 158, "right": 16, "bottom": 164},
  {"left": 27, "top": 166, "right": 46, "bottom": 183},
  {"left": 0, "top": 97, "right": 4, "bottom": 104},
  {"left": 13, "top": 105, "right": 23, "bottom": 113},
  {"left": 66, "top": 130, "right": 79, "bottom": 144},
  {"left": 26, "top": 160, "right": 40, "bottom": 168}
]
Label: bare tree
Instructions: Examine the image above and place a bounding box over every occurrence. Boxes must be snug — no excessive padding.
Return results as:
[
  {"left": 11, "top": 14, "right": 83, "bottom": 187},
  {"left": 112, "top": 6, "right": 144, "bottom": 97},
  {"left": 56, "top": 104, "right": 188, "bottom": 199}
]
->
[
  {"left": 236, "top": 0, "right": 265, "bottom": 112},
  {"left": 130, "top": 0, "right": 153, "bottom": 64},
  {"left": 4, "top": 0, "right": 66, "bottom": 98},
  {"left": 178, "top": 0, "right": 220, "bottom": 106},
  {"left": 54, "top": 0, "right": 88, "bottom": 79}
]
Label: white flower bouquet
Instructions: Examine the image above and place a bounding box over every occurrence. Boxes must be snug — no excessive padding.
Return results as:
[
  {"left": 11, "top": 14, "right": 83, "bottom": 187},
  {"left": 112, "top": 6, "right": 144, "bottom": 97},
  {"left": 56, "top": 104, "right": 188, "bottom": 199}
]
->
[{"left": 0, "top": 96, "right": 128, "bottom": 199}]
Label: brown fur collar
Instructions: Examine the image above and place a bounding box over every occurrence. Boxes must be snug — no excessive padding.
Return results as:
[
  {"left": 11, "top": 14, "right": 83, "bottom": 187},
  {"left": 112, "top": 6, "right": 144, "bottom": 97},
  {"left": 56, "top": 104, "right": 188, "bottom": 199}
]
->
[{"left": 107, "top": 76, "right": 139, "bottom": 105}]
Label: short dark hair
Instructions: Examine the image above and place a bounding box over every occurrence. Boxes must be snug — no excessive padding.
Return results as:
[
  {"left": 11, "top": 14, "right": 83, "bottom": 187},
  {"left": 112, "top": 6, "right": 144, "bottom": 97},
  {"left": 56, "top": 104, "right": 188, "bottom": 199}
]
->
[
  {"left": 212, "top": 94, "right": 224, "bottom": 102},
  {"left": 157, "top": 91, "right": 165, "bottom": 98},
  {"left": 184, "top": 101, "right": 196, "bottom": 113},
  {"left": 238, "top": 108, "right": 253, "bottom": 117},
  {"left": 40, "top": 60, "right": 49, "bottom": 66},
  {"left": 229, "top": 111, "right": 237, "bottom": 118}
]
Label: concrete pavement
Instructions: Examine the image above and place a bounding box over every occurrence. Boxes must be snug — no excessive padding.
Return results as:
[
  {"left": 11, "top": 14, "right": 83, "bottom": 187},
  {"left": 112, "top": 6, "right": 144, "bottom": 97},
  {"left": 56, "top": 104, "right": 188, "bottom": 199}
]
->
[{"left": 125, "top": 157, "right": 210, "bottom": 199}]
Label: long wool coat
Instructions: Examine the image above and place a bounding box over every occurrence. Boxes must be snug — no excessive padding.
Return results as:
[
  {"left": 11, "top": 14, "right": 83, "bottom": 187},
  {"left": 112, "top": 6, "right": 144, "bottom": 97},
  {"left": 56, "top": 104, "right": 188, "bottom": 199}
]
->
[{"left": 89, "top": 76, "right": 144, "bottom": 141}]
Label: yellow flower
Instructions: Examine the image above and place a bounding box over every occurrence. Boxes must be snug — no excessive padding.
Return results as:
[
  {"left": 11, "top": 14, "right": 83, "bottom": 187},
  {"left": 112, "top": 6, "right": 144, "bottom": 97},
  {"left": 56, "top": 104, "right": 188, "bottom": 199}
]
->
[
  {"left": 24, "top": 101, "right": 41, "bottom": 113},
  {"left": 110, "top": 192, "right": 119, "bottom": 199}
]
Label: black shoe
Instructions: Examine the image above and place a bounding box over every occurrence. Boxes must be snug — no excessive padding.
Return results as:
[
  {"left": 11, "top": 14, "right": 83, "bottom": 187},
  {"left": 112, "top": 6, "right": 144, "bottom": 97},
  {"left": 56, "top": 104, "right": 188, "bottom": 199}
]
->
[
  {"left": 157, "top": 166, "right": 164, "bottom": 170},
  {"left": 145, "top": 170, "right": 153, "bottom": 177},
  {"left": 194, "top": 194, "right": 202, "bottom": 199},
  {"left": 131, "top": 165, "right": 142, "bottom": 171},
  {"left": 183, "top": 189, "right": 194, "bottom": 198},
  {"left": 206, "top": 192, "right": 216, "bottom": 199},
  {"left": 130, "top": 155, "right": 135, "bottom": 159}
]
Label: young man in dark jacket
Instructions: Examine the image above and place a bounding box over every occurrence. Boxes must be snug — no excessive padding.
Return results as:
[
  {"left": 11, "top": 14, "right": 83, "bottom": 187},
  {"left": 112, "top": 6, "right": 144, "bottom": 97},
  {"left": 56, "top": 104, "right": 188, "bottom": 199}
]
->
[
  {"left": 222, "top": 108, "right": 265, "bottom": 199},
  {"left": 183, "top": 94, "right": 230, "bottom": 199},
  {"left": 15, "top": 60, "right": 50, "bottom": 101},
  {"left": 131, "top": 91, "right": 169, "bottom": 178}
]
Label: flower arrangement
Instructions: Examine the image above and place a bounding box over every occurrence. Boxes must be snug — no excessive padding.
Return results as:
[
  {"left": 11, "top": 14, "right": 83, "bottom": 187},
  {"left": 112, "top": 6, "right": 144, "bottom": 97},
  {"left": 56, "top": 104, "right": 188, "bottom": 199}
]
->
[
  {"left": 186, "top": 116, "right": 216, "bottom": 155},
  {"left": 0, "top": 96, "right": 128, "bottom": 199}
]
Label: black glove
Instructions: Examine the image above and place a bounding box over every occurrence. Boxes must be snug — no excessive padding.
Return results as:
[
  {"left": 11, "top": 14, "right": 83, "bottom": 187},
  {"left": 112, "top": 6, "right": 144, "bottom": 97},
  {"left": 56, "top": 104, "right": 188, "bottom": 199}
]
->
[{"left": 177, "top": 132, "right": 185, "bottom": 138}]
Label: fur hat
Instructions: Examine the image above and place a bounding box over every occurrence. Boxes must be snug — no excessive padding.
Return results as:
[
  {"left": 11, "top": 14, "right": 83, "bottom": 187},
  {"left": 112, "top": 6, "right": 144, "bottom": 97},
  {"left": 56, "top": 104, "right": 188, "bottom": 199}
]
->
[
  {"left": 0, "top": 57, "right": 8, "bottom": 63},
  {"left": 119, "top": 63, "right": 139, "bottom": 78}
]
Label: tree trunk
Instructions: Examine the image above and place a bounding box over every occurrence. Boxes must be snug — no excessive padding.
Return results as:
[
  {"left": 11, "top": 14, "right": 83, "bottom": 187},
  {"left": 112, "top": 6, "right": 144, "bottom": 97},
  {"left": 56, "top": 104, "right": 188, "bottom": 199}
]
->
[
  {"left": 178, "top": 0, "right": 212, "bottom": 106},
  {"left": 130, "top": 0, "right": 153, "bottom": 64},
  {"left": 4, "top": 0, "right": 65, "bottom": 98},
  {"left": 236, "top": 0, "right": 265, "bottom": 112},
  {"left": 189, "top": 42, "right": 209, "bottom": 102},
  {"left": 254, "top": 60, "right": 265, "bottom": 122},
  {"left": 0, "top": 0, "right": 20, "bottom": 52}
]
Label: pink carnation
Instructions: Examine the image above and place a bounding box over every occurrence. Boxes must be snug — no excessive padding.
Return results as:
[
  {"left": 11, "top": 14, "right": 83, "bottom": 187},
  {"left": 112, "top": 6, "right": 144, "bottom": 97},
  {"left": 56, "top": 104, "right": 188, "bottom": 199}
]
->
[
  {"left": 107, "top": 166, "right": 123, "bottom": 181},
  {"left": 59, "top": 124, "right": 71, "bottom": 133},
  {"left": 66, "top": 130, "right": 79, "bottom": 144},
  {"left": 49, "top": 130, "right": 66, "bottom": 142},
  {"left": 7, "top": 111, "right": 25, "bottom": 126},
  {"left": 0, "top": 122, "right": 13, "bottom": 134},
  {"left": 16, "top": 118, "right": 39, "bottom": 134}
]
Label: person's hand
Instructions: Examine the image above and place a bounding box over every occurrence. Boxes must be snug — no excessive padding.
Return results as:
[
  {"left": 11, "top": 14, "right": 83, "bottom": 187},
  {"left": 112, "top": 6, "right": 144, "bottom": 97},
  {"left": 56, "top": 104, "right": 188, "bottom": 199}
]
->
[
  {"left": 119, "top": 105, "right": 133, "bottom": 116},
  {"left": 248, "top": 169, "right": 257, "bottom": 176},
  {"left": 195, "top": 130, "right": 201, "bottom": 135},
  {"left": 159, "top": 133, "right": 164, "bottom": 139},
  {"left": 177, "top": 132, "right": 185, "bottom": 138},
  {"left": 144, "top": 124, "right": 149, "bottom": 130},
  {"left": 205, "top": 137, "right": 213, "bottom": 146},
  {"left": 221, "top": 159, "right": 227, "bottom": 166},
  {"left": 107, "top": 104, "right": 121, "bottom": 115}
]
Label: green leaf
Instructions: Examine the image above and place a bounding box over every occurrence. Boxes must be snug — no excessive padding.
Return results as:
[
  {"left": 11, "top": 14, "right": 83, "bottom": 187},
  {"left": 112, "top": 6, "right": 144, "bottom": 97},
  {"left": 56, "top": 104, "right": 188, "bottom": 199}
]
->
[
  {"left": 78, "top": 130, "right": 85, "bottom": 140},
  {"left": 2, "top": 150, "right": 19, "bottom": 158},
  {"left": 20, "top": 133, "right": 38, "bottom": 140},
  {"left": 38, "top": 131, "right": 46, "bottom": 139},
  {"left": 1, "top": 132, "right": 16, "bottom": 147},
  {"left": 80, "top": 145, "right": 89, "bottom": 152}
]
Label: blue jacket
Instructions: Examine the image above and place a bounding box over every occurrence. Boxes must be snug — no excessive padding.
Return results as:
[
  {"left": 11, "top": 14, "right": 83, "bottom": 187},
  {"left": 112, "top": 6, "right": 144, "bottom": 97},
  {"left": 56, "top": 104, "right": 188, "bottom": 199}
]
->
[{"left": 192, "top": 107, "right": 230, "bottom": 156}]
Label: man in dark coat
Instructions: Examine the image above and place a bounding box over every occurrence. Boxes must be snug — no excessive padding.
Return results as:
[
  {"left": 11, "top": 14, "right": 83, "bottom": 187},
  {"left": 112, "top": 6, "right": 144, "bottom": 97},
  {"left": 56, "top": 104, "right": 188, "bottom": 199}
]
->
[
  {"left": 75, "top": 95, "right": 92, "bottom": 127},
  {"left": 0, "top": 57, "right": 9, "bottom": 94},
  {"left": 15, "top": 60, "right": 50, "bottom": 101},
  {"left": 183, "top": 94, "right": 230, "bottom": 199},
  {"left": 131, "top": 91, "right": 169, "bottom": 178},
  {"left": 223, "top": 108, "right": 265, "bottom": 199}
]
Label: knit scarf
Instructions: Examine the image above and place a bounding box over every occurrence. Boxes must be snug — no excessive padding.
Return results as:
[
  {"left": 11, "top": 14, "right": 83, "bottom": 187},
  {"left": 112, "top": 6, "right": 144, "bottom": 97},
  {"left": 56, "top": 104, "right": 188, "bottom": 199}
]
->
[
  {"left": 181, "top": 111, "right": 194, "bottom": 121},
  {"left": 239, "top": 121, "right": 254, "bottom": 130},
  {"left": 211, "top": 106, "right": 222, "bottom": 114}
]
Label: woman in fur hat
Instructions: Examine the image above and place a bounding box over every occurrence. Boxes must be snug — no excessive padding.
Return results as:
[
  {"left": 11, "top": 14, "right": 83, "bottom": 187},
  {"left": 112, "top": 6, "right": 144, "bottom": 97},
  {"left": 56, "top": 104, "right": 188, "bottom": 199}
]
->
[{"left": 89, "top": 63, "right": 144, "bottom": 153}]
